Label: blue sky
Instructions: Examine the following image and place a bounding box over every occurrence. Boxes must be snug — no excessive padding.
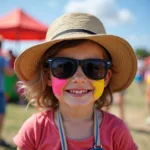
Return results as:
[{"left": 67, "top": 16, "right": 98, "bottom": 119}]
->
[{"left": 0, "top": 0, "right": 150, "bottom": 55}]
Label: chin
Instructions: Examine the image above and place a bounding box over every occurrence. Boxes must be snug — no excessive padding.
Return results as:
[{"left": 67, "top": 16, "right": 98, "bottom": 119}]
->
[{"left": 65, "top": 99, "right": 91, "bottom": 108}]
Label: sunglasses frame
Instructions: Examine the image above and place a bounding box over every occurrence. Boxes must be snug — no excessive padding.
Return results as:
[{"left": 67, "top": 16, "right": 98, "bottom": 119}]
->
[{"left": 46, "top": 57, "right": 112, "bottom": 80}]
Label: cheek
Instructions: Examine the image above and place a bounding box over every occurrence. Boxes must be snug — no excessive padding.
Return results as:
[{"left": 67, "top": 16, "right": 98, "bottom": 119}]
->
[
  {"left": 92, "top": 79, "right": 104, "bottom": 100},
  {"left": 52, "top": 77, "right": 68, "bottom": 97}
]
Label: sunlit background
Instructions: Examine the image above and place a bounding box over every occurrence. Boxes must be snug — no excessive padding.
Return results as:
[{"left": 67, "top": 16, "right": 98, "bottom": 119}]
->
[
  {"left": 0, "top": 0, "right": 150, "bottom": 56},
  {"left": 0, "top": 1, "right": 150, "bottom": 150}
]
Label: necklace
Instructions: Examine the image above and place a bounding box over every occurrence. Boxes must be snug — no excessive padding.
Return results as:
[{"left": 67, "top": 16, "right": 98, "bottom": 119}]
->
[{"left": 57, "top": 107, "right": 104, "bottom": 150}]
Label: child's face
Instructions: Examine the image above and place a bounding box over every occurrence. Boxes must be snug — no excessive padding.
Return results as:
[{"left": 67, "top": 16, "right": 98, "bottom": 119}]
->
[{"left": 48, "top": 41, "right": 112, "bottom": 107}]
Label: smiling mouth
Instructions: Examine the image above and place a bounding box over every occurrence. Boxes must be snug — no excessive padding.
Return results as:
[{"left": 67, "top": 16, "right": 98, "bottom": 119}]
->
[{"left": 65, "top": 89, "right": 92, "bottom": 97}]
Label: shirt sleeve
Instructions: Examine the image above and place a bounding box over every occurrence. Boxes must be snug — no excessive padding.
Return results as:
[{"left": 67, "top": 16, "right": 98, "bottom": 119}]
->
[
  {"left": 13, "top": 114, "right": 37, "bottom": 150},
  {"left": 113, "top": 120, "right": 138, "bottom": 150}
]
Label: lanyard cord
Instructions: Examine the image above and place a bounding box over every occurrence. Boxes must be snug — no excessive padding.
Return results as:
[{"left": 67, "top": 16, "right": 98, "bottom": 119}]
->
[
  {"left": 57, "top": 108, "right": 103, "bottom": 150},
  {"left": 94, "top": 108, "right": 100, "bottom": 147},
  {"left": 57, "top": 108, "right": 68, "bottom": 150}
]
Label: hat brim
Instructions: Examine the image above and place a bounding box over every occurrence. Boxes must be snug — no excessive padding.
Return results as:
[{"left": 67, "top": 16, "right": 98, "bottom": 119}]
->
[{"left": 15, "top": 34, "right": 137, "bottom": 92}]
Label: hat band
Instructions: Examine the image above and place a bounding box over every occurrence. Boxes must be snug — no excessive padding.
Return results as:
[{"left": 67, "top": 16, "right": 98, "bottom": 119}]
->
[{"left": 52, "top": 29, "right": 96, "bottom": 39}]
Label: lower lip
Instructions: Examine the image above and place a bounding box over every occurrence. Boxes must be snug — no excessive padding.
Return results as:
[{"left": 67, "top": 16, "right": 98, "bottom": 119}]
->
[{"left": 66, "top": 91, "right": 92, "bottom": 97}]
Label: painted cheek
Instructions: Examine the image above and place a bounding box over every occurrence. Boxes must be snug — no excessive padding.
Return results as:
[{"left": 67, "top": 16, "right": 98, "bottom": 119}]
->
[
  {"left": 52, "top": 77, "right": 68, "bottom": 97},
  {"left": 92, "top": 79, "right": 104, "bottom": 100}
]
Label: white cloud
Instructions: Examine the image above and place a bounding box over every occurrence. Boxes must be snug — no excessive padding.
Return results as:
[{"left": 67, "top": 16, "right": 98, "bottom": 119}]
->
[
  {"left": 118, "top": 9, "right": 134, "bottom": 23},
  {"left": 64, "top": 0, "right": 134, "bottom": 26}
]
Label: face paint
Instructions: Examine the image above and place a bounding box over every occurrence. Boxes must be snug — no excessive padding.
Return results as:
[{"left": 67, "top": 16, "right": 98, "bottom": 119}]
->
[
  {"left": 92, "top": 79, "right": 104, "bottom": 100},
  {"left": 52, "top": 77, "right": 68, "bottom": 96}
]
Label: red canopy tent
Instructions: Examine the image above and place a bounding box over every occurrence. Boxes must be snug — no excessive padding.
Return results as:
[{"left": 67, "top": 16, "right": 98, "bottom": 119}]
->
[{"left": 0, "top": 8, "right": 48, "bottom": 40}]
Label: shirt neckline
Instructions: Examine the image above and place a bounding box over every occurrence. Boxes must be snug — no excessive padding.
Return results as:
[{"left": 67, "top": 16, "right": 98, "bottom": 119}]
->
[{"left": 50, "top": 109, "right": 106, "bottom": 143}]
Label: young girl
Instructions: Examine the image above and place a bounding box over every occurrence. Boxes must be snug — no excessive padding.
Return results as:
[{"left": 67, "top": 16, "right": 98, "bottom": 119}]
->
[{"left": 13, "top": 12, "right": 138, "bottom": 150}]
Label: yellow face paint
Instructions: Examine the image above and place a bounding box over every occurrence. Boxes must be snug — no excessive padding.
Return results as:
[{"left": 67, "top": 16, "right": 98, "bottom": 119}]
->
[{"left": 92, "top": 79, "right": 104, "bottom": 100}]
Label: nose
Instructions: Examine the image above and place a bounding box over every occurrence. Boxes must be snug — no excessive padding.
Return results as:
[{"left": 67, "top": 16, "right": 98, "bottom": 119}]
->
[{"left": 72, "top": 66, "right": 87, "bottom": 83}]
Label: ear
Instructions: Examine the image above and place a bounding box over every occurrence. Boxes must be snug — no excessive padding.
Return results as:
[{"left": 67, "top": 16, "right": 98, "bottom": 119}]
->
[{"left": 104, "top": 70, "right": 112, "bottom": 87}]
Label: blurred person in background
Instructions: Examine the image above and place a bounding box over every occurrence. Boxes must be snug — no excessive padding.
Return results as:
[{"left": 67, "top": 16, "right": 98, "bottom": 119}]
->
[
  {"left": 144, "top": 56, "right": 150, "bottom": 125},
  {"left": 0, "top": 36, "right": 14, "bottom": 147},
  {"left": 134, "top": 56, "right": 145, "bottom": 94},
  {"left": 8, "top": 49, "right": 16, "bottom": 69},
  {"left": 7, "top": 49, "right": 26, "bottom": 105},
  {"left": 113, "top": 91, "right": 126, "bottom": 121},
  {"left": 102, "top": 91, "right": 126, "bottom": 121}
]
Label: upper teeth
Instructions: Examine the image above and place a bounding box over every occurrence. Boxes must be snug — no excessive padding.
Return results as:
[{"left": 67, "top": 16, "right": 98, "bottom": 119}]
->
[{"left": 69, "top": 90, "right": 88, "bottom": 94}]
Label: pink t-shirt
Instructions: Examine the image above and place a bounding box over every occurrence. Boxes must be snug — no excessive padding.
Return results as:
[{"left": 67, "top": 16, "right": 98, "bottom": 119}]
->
[{"left": 13, "top": 110, "right": 138, "bottom": 150}]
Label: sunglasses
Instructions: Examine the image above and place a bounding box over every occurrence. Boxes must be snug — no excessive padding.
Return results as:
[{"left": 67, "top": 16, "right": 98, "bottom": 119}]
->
[{"left": 46, "top": 57, "right": 112, "bottom": 80}]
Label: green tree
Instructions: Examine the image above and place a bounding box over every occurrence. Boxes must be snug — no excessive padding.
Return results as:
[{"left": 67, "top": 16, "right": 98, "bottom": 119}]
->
[{"left": 135, "top": 48, "right": 150, "bottom": 58}]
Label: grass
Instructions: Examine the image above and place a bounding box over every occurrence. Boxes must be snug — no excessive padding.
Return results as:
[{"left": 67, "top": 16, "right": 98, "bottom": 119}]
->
[
  {"left": 110, "top": 83, "right": 150, "bottom": 150},
  {"left": 0, "top": 82, "right": 150, "bottom": 150}
]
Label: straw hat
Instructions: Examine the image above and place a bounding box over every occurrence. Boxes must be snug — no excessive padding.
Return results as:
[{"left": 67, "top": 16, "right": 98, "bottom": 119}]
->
[{"left": 15, "top": 12, "right": 137, "bottom": 92}]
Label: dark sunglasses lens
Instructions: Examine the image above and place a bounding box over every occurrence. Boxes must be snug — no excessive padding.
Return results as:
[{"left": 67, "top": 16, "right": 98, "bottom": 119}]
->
[
  {"left": 84, "top": 60, "right": 107, "bottom": 80},
  {"left": 51, "top": 59, "right": 75, "bottom": 79}
]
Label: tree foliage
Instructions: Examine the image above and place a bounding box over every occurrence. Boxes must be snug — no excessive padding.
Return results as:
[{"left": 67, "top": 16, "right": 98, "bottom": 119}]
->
[{"left": 135, "top": 48, "right": 150, "bottom": 58}]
